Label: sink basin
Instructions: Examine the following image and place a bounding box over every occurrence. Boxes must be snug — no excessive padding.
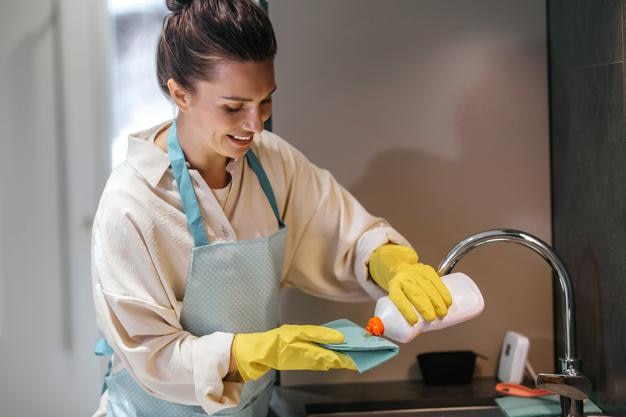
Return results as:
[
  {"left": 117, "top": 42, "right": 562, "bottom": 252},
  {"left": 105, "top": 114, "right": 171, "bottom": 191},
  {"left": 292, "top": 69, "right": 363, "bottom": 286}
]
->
[
  {"left": 278, "top": 378, "right": 506, "bottom": 417},
  {"left": 307, "top": 405, "right": 505, "bottom": 417}
]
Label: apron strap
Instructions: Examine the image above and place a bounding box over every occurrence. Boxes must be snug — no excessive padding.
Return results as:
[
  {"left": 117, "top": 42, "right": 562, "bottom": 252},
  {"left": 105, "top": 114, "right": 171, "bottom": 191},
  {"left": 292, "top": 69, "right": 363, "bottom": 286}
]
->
[
  {"left": 167, "top": 121, "right": 210, "bottom": 247},
  {"left": 94, "top": 338, "right": 113, "bottom": 393},
  {"left": 95, "top": 338, "right": 114, "bottom": 356},
  {"left": 167, "top": 121, "right": 285, "bottom": 247},
  {"left": 245, "top": 150, "right": 285, "bottom": 229}
]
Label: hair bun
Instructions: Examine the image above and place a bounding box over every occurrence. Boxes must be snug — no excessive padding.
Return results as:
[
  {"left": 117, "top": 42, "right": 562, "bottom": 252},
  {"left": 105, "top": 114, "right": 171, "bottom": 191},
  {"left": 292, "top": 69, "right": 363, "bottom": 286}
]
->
[{"left": 165, "top": 0, "right": 193, "bottom": 13}]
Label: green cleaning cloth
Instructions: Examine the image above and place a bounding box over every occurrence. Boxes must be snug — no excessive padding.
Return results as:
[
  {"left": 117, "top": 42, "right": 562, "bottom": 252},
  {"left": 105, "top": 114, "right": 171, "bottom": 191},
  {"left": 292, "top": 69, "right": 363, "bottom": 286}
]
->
[
  {"left": 320, "top": 319, "right": 400, "bottom": 373},
  {"left": 495, "top": 395, "right": 603, "bottom": 417}
]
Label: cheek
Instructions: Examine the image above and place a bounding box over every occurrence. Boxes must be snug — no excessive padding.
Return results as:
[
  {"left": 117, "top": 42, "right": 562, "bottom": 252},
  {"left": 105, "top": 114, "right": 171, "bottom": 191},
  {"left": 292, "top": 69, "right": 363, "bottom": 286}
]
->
[
  {"left": 220, "top": 113, "right": 244, "bottom": 132},
  {"left": 194, "top": 105, "right": 240, "bottom": 132}
]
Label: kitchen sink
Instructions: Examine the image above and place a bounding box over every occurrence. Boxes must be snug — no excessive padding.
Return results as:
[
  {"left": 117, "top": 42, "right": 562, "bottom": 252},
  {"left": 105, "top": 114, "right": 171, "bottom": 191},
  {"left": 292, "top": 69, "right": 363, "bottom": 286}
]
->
[
  {"left": 273, "top": 378, "right": 507, "bottom": 417},
  {"left": 306, "top": 405, "right": 505, "bottom": 417}
]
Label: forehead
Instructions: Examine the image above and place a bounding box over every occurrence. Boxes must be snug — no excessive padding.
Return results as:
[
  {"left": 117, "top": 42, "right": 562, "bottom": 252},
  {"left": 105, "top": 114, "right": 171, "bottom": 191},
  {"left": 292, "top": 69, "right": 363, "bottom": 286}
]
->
[{"left": 197, "top": 59, "right": 275, "bottom": 98}]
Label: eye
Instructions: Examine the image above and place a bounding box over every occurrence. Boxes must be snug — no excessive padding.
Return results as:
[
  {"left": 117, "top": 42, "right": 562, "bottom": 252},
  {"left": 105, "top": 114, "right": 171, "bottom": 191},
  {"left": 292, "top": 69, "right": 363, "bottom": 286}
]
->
[
  {"left": 224, "top": 105, "right": 243, "bottom": 113},
  {"left": 261, "top": 97, "right": 273, "bottom": 105}
]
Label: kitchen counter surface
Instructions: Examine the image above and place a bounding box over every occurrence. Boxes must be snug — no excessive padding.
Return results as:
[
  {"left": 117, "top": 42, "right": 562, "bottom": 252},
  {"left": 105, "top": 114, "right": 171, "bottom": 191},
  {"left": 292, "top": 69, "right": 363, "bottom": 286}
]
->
[{"left": 270, "top": 377, "right": 500, "bottom": 417}]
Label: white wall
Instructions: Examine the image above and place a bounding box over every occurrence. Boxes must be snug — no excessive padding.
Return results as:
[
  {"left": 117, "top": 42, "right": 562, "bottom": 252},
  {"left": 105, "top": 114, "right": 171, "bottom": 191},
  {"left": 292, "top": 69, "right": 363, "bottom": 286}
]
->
[
  {"left": 0, "top": 1, "right": 110, "bottom": 416},
  {"left": 271, "top": 0, "right": 554, "bottom": 385}
]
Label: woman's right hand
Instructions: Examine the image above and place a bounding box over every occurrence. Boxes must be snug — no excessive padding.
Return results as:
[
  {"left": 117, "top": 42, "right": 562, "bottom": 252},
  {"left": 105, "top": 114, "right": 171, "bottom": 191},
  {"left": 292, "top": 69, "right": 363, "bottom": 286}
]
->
[
  {"left": 369, "top": 244, "right": 452, "bottom": 325},
  {"left": 232, "top": 324, "right": 357, "bottom": 381}
]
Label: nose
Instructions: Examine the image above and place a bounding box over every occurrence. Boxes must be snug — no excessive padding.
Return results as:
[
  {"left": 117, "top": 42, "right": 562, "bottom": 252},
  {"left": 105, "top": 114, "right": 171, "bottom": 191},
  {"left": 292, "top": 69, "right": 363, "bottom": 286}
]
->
[{"left": 241, "top": 108, "right": 264, "bottom": 133}]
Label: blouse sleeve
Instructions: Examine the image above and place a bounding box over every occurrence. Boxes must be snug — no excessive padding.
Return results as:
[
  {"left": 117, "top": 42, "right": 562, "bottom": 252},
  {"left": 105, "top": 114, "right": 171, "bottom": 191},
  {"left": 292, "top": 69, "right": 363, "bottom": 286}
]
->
[
  {"left": 91, "top": 186, "right": 242, "bottom": 415},
  {"left": 275, "top": 139, "right": 412, "bottom": 301}
]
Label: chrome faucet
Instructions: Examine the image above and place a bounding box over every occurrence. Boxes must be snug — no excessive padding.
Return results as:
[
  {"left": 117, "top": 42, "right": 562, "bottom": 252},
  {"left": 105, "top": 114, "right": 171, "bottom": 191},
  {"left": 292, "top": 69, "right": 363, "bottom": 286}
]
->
[{"left": 437, "top": 229, "right": 591, "bottom": 417}]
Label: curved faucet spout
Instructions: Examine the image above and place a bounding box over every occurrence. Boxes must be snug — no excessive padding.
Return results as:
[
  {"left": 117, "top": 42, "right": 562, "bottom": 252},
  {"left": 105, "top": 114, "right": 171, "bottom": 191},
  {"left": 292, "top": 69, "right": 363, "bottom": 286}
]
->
[{"left": 437, "top": 229, "right": 578, "bottom": 363}]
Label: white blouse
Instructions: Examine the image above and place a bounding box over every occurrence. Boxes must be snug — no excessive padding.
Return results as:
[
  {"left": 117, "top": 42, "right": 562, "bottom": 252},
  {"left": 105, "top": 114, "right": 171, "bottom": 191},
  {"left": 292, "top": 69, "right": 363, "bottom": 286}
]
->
[{"left": 91, "top": 121, "right": 410, "bottom": 415}]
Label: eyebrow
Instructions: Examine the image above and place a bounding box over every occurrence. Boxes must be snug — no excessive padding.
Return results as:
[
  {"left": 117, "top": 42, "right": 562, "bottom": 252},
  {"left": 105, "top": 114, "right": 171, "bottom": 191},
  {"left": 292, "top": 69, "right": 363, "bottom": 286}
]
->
[{"left": 221, "top": 85, "right": 277, "bottom": 102}]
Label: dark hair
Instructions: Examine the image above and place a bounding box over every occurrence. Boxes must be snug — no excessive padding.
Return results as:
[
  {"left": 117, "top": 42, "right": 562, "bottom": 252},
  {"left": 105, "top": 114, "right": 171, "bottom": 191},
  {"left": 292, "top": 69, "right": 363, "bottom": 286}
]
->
[{"left": 157, "top": 0, "right": 277, "bottom": 97}]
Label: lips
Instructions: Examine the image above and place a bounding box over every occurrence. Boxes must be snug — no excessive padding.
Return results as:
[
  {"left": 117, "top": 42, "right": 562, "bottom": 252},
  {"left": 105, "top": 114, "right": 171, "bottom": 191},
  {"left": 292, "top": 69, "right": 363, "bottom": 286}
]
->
[{"left": 227, "top": 134, "right": 254, "bottom": 147}]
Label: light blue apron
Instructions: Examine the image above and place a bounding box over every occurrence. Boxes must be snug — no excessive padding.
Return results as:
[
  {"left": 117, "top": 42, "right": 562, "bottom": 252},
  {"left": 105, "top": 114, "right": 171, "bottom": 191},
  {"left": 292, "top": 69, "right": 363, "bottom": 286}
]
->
[{"left": 99, "top": 121, "right": 286, "bottom": 417}]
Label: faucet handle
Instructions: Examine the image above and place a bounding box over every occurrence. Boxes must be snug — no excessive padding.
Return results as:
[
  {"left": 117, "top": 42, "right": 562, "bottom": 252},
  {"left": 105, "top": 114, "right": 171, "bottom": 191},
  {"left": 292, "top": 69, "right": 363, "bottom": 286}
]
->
[{"left": 535, "top": 373, "right": 591, "bottom": 400}]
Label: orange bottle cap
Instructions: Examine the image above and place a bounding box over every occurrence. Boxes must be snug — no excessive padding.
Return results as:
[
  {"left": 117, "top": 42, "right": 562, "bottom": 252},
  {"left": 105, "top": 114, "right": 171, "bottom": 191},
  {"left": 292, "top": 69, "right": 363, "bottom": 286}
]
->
[{"left": 365, "top": 316, "right": 385, "bottom": 336}]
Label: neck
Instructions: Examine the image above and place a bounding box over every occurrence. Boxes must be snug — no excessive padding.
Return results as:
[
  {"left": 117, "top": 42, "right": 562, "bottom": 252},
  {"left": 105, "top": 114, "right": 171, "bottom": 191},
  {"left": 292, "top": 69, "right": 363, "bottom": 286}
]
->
[
  {"left": 198, "top": 164, "right": 231, "bottom": 189},
  {"left": 174, "top": 118, "right": 231, "bottom": 189}
]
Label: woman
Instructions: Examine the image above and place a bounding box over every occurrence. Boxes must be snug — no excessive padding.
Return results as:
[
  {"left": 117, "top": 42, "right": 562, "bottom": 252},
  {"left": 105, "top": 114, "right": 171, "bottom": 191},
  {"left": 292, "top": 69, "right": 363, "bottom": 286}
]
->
[{"left": 91, "top": 0, "right": 452, "bottom": 416}]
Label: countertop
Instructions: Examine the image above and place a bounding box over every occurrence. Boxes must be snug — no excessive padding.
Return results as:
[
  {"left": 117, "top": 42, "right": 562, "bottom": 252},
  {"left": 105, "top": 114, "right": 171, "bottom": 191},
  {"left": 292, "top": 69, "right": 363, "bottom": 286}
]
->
[{"left": 270, "top": 377, "right": 501, "bottom": 417}]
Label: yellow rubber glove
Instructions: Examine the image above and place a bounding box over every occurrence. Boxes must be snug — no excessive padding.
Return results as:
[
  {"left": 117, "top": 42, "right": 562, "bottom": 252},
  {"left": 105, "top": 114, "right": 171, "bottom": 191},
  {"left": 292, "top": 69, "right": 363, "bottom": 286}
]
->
[
  {"left": 232, "top": 324, "right": 357, "bottom": 382},
  {"left": 369, "top": 244, "right": 453, "bottom": 325}
]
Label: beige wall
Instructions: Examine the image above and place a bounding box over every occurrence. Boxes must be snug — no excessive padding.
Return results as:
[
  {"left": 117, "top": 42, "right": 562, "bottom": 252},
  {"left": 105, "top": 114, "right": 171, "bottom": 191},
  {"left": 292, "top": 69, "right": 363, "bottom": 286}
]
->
[{"left": 270, "top": 0, "right": 553, "bottom": 385}]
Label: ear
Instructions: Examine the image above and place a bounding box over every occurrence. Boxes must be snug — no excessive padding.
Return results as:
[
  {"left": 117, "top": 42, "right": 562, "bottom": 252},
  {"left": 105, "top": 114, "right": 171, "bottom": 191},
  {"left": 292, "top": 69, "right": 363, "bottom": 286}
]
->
[{"left": 167, "top": 79, "right": 193, "bottom": 112}]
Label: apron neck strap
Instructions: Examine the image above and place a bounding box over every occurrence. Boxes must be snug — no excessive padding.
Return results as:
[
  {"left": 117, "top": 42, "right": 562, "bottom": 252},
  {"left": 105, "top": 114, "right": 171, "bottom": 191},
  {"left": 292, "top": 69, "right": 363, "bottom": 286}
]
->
[
  {"left": 167, "top": 121, "right": 285, "bottom": 248},
  {"left": 245, "top": 150, "right": 286, "bottom": 230},
  {"left": 167, "top": 121, "right": 210, "bottom": 247}
]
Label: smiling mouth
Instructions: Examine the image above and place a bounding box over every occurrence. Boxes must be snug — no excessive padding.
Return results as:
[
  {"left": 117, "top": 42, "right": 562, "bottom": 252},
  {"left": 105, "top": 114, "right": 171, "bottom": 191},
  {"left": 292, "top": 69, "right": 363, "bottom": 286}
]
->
[{"left": 228, "top": 134, "right": 253, "bottom": 141}]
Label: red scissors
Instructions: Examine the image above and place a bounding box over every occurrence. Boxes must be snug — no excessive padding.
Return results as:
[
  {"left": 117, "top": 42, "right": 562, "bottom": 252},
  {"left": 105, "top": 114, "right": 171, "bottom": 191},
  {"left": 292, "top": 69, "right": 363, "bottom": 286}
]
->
[{"left": 496, "top": 382, "right": 553, "bottom": 397}]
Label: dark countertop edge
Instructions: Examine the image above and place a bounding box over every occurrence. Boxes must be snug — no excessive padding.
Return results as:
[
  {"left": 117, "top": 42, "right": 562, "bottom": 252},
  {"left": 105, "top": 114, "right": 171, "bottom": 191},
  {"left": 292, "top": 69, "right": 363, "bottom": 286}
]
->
[{"left": 271, "top": 377, "right": 501, "bottom": 417}]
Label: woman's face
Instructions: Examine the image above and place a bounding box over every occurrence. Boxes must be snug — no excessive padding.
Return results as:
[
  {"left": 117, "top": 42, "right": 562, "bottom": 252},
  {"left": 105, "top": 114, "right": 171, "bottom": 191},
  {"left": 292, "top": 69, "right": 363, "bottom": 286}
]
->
[{"left": 179, "top": 58, "right": 276, "bottom": 162}]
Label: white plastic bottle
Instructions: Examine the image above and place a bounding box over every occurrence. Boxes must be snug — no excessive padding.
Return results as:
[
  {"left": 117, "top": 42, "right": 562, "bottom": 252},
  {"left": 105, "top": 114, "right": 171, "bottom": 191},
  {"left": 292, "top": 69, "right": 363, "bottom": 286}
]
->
[{"left": 373, "top": 272, "right": 484, "bottom": 343}]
